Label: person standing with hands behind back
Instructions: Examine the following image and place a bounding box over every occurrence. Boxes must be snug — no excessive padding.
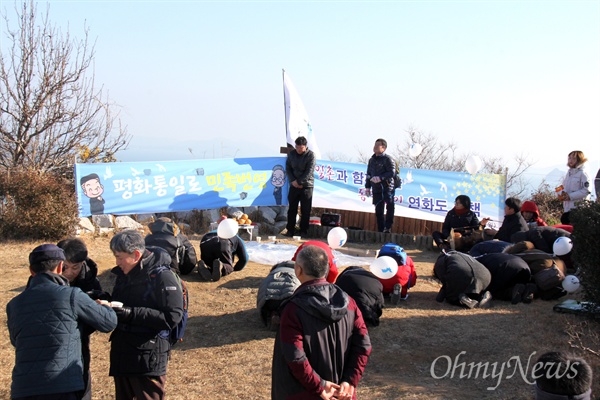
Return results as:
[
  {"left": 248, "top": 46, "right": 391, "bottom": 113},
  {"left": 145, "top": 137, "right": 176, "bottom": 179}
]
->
[
  {"left": 365, "top": 138, "right": 396, "bottom": 233},
  {"left": 285, "top": 136, "right": 316, "bottom": 237},
  {"left": 272, "top": 245, "right": 371, "bottom": 400},
  {"left": 559, "top": 150, "right": 591, "bottom": 225}
]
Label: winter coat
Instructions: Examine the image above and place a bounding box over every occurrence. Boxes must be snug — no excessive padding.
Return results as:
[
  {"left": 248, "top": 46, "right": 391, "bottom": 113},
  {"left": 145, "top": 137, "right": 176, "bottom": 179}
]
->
[
  {"left": 272, "top": 279, "right": 371, "bottom": 399},
  {"left": 292, "top": 240, "right": 339, "bottom": 283},
  {"left": 200, "top": 231, "right": 248, "bottom": 272},
  {"left": 494, "top": 212, "right": 529, "bottom": 242},
  {"left": 7, "top": 272, "right": 117, "bottom": 398},
  {"left": 440, "top": 208, "right": 480, "bottom": 237},
  {"left": 336, "top": 266, "right": 385, "bottom": 326},
  {"left": 365, "top": 153, "right": 395, "bottom": 194},
  {"left": 510, "top": 226, "right": 571, "bottom": 254},
  {"left": 378, "top": 256, "right": 417, "bottom": 297},
  {"left": 476, "top": 253, "right": 531, "bottom": 299},
  {"left": 433, "top": 251, "right": 491, "bottom": 305},
  {"left": 256, "top": 261, "right": 300, "bottom": 323},
  {"left": 286, "top": 149, "right": 316, "bottom": 188},
  {"left": 109, "top": 247, "right": 184, "bottom": 377},
  {"left": 520, "top": 201, "right": 547, "bottom": 227},
  {"left": 469, "top": 240, "right": 512, "bottom": 257},
  {"left": 145, "top": 219, "right": 197, "bottom": 275},
  {"left": 71, "top": 258, "right": 102, "bottom": 293},
  {"left": 562, "top": 165, "right": 591, "bottom": 212},
  {"left": 69, "top": 257, "right": 104, "bottom": 396}
]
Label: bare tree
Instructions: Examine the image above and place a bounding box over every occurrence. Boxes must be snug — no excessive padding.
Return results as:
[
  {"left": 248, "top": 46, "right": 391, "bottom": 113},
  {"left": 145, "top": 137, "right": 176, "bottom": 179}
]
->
[
  {"left": 390, "top": 125, "right": 533, "bottom": 196},
  {"left": 0, "top": 1, "right": 129, "bottom": 174}
]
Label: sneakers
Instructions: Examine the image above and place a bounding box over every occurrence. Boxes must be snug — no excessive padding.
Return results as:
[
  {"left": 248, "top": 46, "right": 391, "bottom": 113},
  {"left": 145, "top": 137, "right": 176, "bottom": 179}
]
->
[
  {"left": 212, "top": 259, "right": 222, "bottom": 282},
  {"left": 459, "top": 293, "right": 478, "bottom": 309},
  {"left": 477, "top": 291, "right": 492, "bottom": 309},
  {"left": 522, "top": 283, "right": 538, "bottom": 304},
  {"left": 391, "top": 283, "right": 401, "bottom": 305},
  {"left": 511, "top": 284, "right": 525, "bottom": 304},
  {"left": 197, "top": 260, "right": 212, "bottom": 281}
]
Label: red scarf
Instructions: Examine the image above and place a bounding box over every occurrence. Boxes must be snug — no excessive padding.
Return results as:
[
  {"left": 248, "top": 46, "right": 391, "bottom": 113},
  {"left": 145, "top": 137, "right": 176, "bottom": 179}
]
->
[{"left": 454, "top": 207, "right": 468, "bottom": 216}]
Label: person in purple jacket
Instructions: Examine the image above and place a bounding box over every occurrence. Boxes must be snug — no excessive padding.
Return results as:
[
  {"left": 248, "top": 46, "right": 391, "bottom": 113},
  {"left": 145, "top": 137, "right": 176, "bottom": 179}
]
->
[{"left": 271, "top": 245, "right": 371, "bottom": 400}]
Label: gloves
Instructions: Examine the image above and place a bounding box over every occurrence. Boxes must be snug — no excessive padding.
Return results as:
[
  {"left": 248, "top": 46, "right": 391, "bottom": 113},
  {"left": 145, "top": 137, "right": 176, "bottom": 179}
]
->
[
  {"left": 86, "top": 290, "right": 112, "bottom": 301},
  {"left": 114, "top": 306, "right": 134, "bottom": 323}
]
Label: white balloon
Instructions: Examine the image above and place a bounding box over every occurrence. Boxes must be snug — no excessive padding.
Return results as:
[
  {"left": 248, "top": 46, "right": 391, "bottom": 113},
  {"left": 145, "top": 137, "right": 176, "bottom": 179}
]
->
[
  {"left": 327, "top": 227, "right": 347, "bottom": 249},
  {"left": 370, "top": 256, "right": 398, "bottom": 279},
  {"left": 217, "top": 218, "right": 239, "bottom": 239},
  {"left": 408, "top": 143, "right": 423, "bottom": 158},
  {"left": 553, "top": 237, "right": 573, "bottom": 256},
  {"left": 562, "top": 275, "right": 580, "bottom": 293},
  {"left": 465, "top": 155, "right": 483, "bottom": 174}
]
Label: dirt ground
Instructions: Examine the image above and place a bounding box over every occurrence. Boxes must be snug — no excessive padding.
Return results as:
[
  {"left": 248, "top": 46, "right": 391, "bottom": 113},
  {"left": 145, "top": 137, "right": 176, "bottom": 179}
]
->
[{"left": 0, "top": 235, "right": 598, "bottom": 400}]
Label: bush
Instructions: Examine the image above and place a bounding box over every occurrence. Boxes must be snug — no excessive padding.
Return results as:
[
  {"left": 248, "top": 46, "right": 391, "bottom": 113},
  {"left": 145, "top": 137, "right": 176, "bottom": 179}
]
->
[
  {"left": 570, "top": 201, "right": 600, "bottom": 306},
  {"left": 529, "top": 183, "right": 564, "bottom": 226},
  {"left": 0, "top": 169, "right": 79, "bottom": 240}
]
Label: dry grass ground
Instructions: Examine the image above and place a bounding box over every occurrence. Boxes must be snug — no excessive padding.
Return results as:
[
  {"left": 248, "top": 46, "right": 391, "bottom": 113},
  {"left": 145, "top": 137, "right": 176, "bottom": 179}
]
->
[{"left": 1, "top": 235, "right": 598, "bottom": 399}]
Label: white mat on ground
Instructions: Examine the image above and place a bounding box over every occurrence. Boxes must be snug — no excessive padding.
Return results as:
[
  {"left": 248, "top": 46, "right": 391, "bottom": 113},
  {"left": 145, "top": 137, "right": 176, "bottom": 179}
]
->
[{"left": 246, "top": 241, "right": 373, "bottom": 267}]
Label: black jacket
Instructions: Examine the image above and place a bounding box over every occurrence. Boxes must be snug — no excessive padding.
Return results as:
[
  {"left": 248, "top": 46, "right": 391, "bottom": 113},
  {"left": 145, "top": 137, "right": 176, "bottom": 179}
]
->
[
  {"left": 335, "top": 267, "right": 384, "bottom": 327},
  {"left": 441, "top": 209, "right": 480, "bottom": 237},
  {"left": 286, "top": 149, "right": 316, "bottom": 188},
  {"left": 433, "top": 251, "right": 491, "bottom": 305},
  {"left": 272, "top": 279, "right": 371, "bottom": 399},
  {"left": 200, "top": 231, "right": 248, "bottom": 271},
  {"left": 476, "top": 253, "right": 531, "bottom": 299},
  {"left": 510, "top": 226, "right": 571, "bottom": 254},
  {"left": 109, "top": 247, "right": 184, "bottom": 377},
  {"left": 365, "top": 153, "right": 395, "bottom": 194},
  {"left": 145, "top": 219, "right": 197, "bottom": 275},
  {"left": 494, "top": 212, "right": 528, "bottom": 242}
]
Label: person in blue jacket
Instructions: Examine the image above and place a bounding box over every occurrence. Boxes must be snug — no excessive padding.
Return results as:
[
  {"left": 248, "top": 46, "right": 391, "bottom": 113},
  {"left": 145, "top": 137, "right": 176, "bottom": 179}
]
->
[{"left": 7, "top": 244, "right": 117, "bottom": 400}]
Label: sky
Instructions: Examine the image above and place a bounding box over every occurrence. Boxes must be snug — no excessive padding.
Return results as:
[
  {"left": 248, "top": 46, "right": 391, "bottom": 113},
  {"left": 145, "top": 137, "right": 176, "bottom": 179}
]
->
[{"left": 2, "top": 0, "right": 599, "bottom": 190}]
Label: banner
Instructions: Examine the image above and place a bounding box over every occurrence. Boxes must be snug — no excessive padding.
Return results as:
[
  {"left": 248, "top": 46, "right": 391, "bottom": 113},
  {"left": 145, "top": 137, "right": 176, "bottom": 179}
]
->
[
  {"left": 283, "top": 70, "right": 322, "bottom": 158},
  {"left": 311, "top": 160, "right": 506, "bottom": 223},
  {"left": 76, "top": 157, "right": 505, "bottom": 222}
]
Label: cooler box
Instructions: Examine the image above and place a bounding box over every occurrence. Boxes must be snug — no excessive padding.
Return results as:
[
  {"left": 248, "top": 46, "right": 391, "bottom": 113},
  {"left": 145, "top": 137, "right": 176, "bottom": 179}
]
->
[{"left": 321, "top": 213, "right": 341, "bottom": 227}]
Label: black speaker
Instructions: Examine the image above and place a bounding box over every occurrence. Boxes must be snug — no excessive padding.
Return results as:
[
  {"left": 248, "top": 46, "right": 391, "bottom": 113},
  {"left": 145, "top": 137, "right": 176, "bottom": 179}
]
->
[{"left": 321, "top": 213, "right": 341, "bottom": 227}]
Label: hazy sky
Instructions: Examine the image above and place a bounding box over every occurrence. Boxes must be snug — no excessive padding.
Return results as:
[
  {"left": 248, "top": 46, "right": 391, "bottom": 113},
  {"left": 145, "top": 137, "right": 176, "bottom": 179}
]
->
[{"left": 3, "top": 1, "right": 599, "bottom": 186}]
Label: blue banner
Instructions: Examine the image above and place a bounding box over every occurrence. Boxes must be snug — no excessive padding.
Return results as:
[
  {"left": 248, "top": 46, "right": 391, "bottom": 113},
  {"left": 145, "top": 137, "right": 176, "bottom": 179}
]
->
[{"left": 75, "top": 157, "right": 506, "bottom": 222}]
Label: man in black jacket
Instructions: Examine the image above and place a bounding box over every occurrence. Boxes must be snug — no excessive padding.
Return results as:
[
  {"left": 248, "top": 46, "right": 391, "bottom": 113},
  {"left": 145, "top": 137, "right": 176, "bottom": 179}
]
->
[
  {"left": 484, "top": 197, "right": 529, "bottom": 242},
  {"left": 108, "top": 230, "right": 184, "bottom": 400},
  {"left": 144, "top": 217, "right": 197, "bottom": 275},
  {"left": 197, "top": 230, "right": 248, "bottom": 282},
  {"left": 57, "top": 238, "right": 108, "bottom": 400},
  {"left": 365, "top": 138, "right": 396, "bottom": 233},
  {"left": 285, "top": 136, "right": 316, "bottom": 237}
]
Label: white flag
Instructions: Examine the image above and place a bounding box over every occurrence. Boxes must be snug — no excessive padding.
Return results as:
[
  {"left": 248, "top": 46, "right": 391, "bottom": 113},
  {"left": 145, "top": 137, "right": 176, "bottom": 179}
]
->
[{"left": 283, "top": 70, "right": 322, "bottom": 159}]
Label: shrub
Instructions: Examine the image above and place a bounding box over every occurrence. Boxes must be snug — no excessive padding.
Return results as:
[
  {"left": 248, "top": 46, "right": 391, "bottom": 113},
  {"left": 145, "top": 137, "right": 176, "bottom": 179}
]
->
[
  {"left": 529, "top": 183, "right": 563, "bottom": 226},
  {"left": 0, "top": 169, "right": 79, "bottom": 240},
  {"left": 570, "top": 201, "right": 600, "bottom": 306}
]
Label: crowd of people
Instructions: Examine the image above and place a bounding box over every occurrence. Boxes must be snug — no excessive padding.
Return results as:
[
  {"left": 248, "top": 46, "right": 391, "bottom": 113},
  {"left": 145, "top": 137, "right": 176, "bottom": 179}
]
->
[{"left": 6, "top": 148, "right": 595, "bottom": 399}]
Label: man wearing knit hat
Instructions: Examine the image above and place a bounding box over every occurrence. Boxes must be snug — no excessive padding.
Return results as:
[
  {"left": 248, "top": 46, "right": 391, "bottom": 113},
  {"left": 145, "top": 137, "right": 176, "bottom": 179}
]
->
[{"left": 6, "top": 244, "right": 118, "bottom": 400}]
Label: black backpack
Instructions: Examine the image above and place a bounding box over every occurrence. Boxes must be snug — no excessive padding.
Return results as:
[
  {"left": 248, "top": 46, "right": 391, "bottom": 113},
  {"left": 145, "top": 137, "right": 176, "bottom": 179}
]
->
[{"left": 146, "top": 265, "right": 189, "bottom": 346}]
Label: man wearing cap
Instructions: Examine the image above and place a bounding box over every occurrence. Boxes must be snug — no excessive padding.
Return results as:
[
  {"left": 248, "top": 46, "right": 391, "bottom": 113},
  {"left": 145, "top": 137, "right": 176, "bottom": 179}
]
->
[{"left": 6, "top": 244, "right": 118, "bottom": 400}]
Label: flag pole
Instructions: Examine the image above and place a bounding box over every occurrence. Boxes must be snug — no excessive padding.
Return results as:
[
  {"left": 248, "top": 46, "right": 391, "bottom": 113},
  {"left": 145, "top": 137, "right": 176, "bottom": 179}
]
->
[{"left": 281, "top": 69, "right": 292, "bottom": 154}]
